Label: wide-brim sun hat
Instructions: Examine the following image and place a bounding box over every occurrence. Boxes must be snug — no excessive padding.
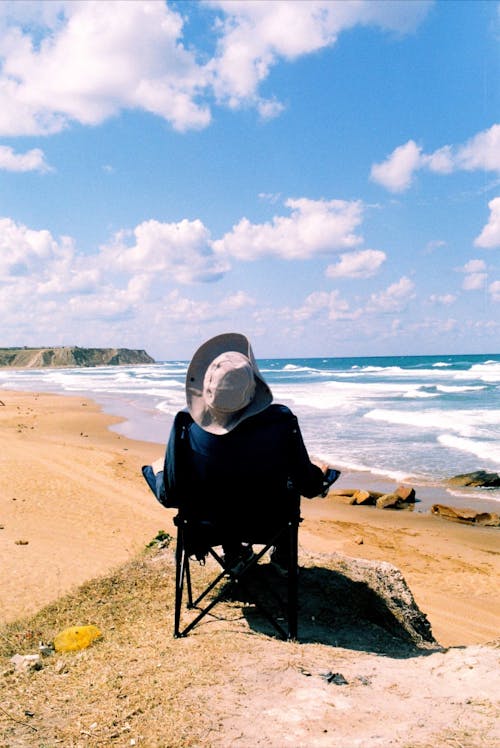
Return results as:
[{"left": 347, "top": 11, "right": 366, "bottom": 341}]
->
[{"left": 186, "top": 332, "right": 273, "bottom": 435}]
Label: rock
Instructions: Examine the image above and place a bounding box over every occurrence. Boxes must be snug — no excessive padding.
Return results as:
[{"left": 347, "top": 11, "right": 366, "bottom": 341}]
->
[
  {"left": 396, "top": 485, "right": 416, "bottom": 502},
  {"left": 376, "top": 493, "right": 403, "bottom": 509},
  {"left": 431, "top": 504, "right": 500, "bottom": 526},
  {"left": 304, "top": 551, "right": 437, "bottom": 648},
  {"left": 353, "top": 535, "right": 364, "bottom": 545},
  {"left": 447, "top": 471, "right": 500, "bottom": 488},
  {"left": 322, "top": 671, "right": 348, "bottom": 685},
  {"left": 353, "top": 489, "right": 374, "bottom": 505},
  {"left": 10, "top": 653, "right": 42, "bottom": 673},
  {"left": 53, "top": 625, "right": 103, "bottom": 652}
]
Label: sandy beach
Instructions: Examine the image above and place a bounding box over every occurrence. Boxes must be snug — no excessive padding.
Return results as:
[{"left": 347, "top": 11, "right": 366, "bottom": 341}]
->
[{"left": 1, "top": 388, "right": 499, "bottom": 647}]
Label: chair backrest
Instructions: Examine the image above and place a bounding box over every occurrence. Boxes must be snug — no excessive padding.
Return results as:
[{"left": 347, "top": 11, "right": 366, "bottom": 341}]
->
[{"left": 170, "top": 406, "right": 302, "bottom": 544}]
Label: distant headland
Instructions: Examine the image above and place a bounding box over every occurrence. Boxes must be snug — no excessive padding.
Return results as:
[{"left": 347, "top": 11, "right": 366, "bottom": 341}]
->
[{"left": 0, "top": 346, "right": 155, "bottom": 368}]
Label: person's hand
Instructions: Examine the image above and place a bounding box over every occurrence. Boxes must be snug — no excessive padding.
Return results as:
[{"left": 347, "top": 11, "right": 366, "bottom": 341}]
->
[
  {"left": 310, "top": 456, "right": 330, "bottom": 474},
  {"left": 151, "top": 457, "right": 164, "bottom": 474}
]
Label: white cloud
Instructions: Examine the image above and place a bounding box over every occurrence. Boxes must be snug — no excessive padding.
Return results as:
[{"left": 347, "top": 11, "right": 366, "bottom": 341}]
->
[
  {"left": 424, "top": 239, "right": 446, "bottom": 254},
  {"left": 158, "top": 288, "right": 256, "bottom": 324},
  {"left": 422, "top": 145, "right": 454, "bottom": 174},
  {"left": 428, "top": 293, "right": 457, "bottom": 306},
  {"left": 0, "top": 217, "right": 74, "bottom": 280},
  {"left": 291, "top": 290, "right": 354, "bottom": 322},
  {"left": 213, "top": 197, "right": 364, "bottom": 260},
  {"left": 370, "top": 140, "right": 422, "bottom": 192},
  {"left": 456, "top": 124, "right": 500, "bottom": 172},
  {"left": 101, "top": 218, "right": 229, "bottom": 284},
  {"left": 458, "top": 259, "right": 488, "bottom": 291},
  {"left": 462, "top": 259, "right": 486, "bottom": 273},
  {"left": 0, "top": 0, "right": 210, "bottom": 135},
  {"left": 462, "top": 273, "right": 487, "bottom": 291},
  {"left": 0, "top": 0, "right": 432, "bottom": 135},
  {"left": 372, "top": 124, "right": 500, "bottom": 192},
  {"left": 366, "top": 276, "right": 416, "bottom": 312},
  {"left": 325, "top": 248, "right": 386, "bottom": 279},
  {"left": 489, "top": 280, "right": 500, "bottom": 302},
  {"left": 0, "top": 145, "right": 52, "bottom": 172},
  {"left": 474, "top": 196, "right": 500, "bottom": 248}
]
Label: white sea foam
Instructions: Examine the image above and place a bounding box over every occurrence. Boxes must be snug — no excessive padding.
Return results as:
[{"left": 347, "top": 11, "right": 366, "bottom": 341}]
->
[
  {"left": 435, "top": 385, "right": 486, "bottom": 393},
  {"left": 432, "top": 362, "right": 452, "bottom": 367},
  {"left": 364, "top": 408, "right": 500, "bottom": 437},
  {"left": 438, "top": 434, "right": 500, "bottom": 466}
]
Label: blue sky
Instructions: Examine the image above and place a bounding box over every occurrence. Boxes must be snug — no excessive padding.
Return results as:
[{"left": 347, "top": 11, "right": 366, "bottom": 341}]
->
[{"left": 0, "top": 0, "right": 499, "bottom": 360}]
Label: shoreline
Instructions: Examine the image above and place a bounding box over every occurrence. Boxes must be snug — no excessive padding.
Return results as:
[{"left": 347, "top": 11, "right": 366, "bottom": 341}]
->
[{"left": 0, "top": 388, "right": 499, "bottom": 646}]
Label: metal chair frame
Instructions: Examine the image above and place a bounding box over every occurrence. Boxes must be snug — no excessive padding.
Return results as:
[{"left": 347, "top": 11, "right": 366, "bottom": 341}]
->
[{"left": 173, "top": 512, "right": 299, "bottom": 640}]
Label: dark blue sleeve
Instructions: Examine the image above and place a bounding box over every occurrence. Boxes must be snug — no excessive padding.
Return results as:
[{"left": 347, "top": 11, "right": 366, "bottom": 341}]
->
[{"left": 141, "top": 465, "right": 168, "bottom": 506}]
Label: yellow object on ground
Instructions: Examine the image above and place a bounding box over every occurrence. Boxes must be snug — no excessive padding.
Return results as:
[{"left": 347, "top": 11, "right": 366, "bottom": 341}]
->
[{"left": 53, "top": 625, "right": 102, "bottom": 652}]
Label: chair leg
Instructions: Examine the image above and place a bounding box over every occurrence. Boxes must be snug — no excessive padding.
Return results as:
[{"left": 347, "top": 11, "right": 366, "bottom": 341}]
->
[
  {"left": 287, "top": 522, "right": 299, "bottom": 640},
  {"left": 174, "top": 528, "right": 186, "bottom": 638}
]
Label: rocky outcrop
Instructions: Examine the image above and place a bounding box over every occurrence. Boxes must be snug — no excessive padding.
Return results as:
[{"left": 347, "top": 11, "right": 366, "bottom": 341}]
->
[
  {"left": 331, "top": 484, "right": 416, "bottom": 510},
  {"left": 0, "top": 347, "right": 155, "bottom": 368},
  {"left": 447, "top": 471, "right": 500, "bottom": 488},
  {"left": 431, "top": 504, "right": 500, "bottom": 526},
  {"left": 301, "top": 551, "right": 438, "bottom": 649}
]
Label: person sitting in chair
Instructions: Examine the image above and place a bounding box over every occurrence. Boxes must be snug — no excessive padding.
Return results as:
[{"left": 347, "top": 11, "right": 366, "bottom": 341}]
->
[{"left": 144, "top": 332, "right": 337, "bottom": 574}]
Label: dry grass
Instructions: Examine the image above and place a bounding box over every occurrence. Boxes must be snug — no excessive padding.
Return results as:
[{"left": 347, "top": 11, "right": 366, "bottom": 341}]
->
[{"left": 0, "top": 534, "right": 297, "bottom": 747}]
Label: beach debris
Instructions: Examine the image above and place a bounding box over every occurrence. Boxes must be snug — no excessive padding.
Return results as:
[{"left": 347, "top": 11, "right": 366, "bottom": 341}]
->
[
  {"left": 53, "top": 625, "right": 103, "bottom": 652},
  {"left": 431, "top": 504, "right": 500, "bottom": 527},
  {"left": 55, "top": 659, "right": 68, "bottom": 674},
  {"left": 354, "top": 535, "right": 364, "bottom": 544},
  {"left": 39, "top": 642, "right": 55, "bottom": 657},
  {"left": 322, "top": 671, "right": 348, "bottom": 685},
  {"left": 447, "top": 470, "right": 500, "bottom": 488},
  {"left": 10, "top": 653, "right": 42, "bottom": 673},
  {"left": 0, "top": 399, "right": 5, "bottom": 406},
  {"left": 15, "top": 539, "right": 29, "bottom": 545}
]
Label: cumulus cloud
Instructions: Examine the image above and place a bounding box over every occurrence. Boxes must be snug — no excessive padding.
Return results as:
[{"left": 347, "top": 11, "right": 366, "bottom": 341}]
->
[
  {"left": 213, "top": 197, "right": 364, "bottom": 260},
  {"left": 0, "top": 145, "right": 52, "bottom": 172},
  {"left": 456, "top": 124, "right": 500, "bottom": 172},
  {"left": 474, "top": 196, "right": 500, "bottom": 248},
  {"left": 208, "top": 0, "right": 431, "bottom": 111},
  {"left": 458, "top": 258, "right": 488, "bottom": 291},
  {"left": 371, "top": 124, "right": 500, "bottom": 192},
  {"left": 370, "top": 140, "right": 423, "bottom": 192},
  {"left": 489, "top": 280, "right": 500, "bottom": 302},
  {"left": 428, "top": 293, "right": 457, "bottom": 306},
  {"left": 0, "top": 0, "right": 432, "bottom": 135},
  {"left": 0, "top": 217, "right": 74, "bottom": 281},
  {"left": 325, "top": 248, "right": 386, "bottom": 279},
  {"left": 291, "top": 290, "right": 355, "bottom": 322},
  {"left": 0, "top": 0, "right": 210, "bottom": 135},
  {"left": 462, "top": 273, "right": 487, "bottom": 291},
  {"left": 366, "top": 276, "right": 416, "bottom": 312},
  {"left": 100, "top": 218, "right": 229, "bottom": 284}
]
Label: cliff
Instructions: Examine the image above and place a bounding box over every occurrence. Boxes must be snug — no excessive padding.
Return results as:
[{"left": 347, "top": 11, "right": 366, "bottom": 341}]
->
[{"left": 0, "top": 347, "right": 155, "bottom": 368}]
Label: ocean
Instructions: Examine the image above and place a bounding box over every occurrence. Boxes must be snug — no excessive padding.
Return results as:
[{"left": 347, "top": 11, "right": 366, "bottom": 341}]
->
[{"left": 1, "top": 353, "right": 499, "bottom": 511}]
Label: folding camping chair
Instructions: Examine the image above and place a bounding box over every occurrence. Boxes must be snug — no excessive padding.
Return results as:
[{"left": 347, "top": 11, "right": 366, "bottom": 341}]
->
[{"left": 173, "top": 490, "right": 301, "bottom": 641}]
